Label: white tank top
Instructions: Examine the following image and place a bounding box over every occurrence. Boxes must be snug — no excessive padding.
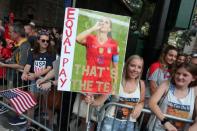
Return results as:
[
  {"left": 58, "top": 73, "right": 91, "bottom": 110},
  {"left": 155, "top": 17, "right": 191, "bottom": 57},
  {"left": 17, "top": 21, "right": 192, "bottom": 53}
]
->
[
  {"left": 106, "top": 81, "right": 141, "bottom": 122},
  {"left": 153, "top": 83, "right": 195, "bottom": 131}
]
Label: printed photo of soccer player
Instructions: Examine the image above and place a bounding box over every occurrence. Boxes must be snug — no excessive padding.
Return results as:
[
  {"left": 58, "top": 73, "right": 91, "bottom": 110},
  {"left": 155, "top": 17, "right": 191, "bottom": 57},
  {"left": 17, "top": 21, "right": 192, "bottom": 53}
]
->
[
  {"left": 76, "top": 17, "right": 118, "bottom": 94},
  {"left": 71, "top": 9, "right": 130, "bottom": 95}
]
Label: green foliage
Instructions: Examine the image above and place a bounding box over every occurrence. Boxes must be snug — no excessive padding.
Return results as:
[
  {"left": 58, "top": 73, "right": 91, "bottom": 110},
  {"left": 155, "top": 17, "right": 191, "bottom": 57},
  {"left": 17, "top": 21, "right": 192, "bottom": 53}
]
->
[
  {"left": 168, "top": 30, "right": 192, "bottom": 50},
  {"left": 140, "top": 22, "right": 150, "bottom": 36}
]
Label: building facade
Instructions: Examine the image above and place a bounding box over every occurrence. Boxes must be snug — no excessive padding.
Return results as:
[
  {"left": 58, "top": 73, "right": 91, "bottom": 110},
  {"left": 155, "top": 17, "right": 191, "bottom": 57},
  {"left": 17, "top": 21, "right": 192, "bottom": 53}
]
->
[{"left": 1, "top": 0, "right": 64, "bottom": 28}]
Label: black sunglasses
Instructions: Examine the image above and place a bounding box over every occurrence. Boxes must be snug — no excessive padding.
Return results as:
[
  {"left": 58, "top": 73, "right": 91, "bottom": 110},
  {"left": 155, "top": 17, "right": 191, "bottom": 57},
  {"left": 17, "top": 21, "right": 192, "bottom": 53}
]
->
[{"left": 40, "top": 39, "right": 50, "bottom": 43}]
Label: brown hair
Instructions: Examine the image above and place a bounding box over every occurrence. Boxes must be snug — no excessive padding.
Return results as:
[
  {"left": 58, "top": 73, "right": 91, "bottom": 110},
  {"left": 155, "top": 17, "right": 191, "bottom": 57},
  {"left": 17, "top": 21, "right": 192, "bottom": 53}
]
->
[
  {"left": 159, "top": 45, "right": 178, "bottom": 67},
  {"left": 172, "top": 63, "right": 197, "bottom": 87},
  {"left": 32, "top": 33, "right": 51, "bottom": 59}
]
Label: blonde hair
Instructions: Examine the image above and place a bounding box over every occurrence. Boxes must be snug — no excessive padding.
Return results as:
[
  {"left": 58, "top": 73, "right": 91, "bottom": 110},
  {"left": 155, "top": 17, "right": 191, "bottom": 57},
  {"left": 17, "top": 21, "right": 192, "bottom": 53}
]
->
[{"left": 122, "top": 55, "right": 144, "bottom": 87}]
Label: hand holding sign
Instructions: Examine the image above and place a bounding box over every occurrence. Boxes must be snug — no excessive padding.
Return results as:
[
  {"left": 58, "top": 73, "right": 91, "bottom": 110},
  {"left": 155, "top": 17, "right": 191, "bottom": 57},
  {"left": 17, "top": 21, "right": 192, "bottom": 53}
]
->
[
  {"left": 84, "top": 94, "right": 95, "bottom": 105},
  {"left": 58, "top": 8, "right": 130, "bottom": 95}
]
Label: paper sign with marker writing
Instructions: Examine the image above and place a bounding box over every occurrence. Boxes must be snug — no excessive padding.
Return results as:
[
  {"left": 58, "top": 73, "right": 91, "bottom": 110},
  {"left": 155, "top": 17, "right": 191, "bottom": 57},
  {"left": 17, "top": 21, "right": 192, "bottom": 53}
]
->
[{"left": 58, "top": 8, "right": 130, "bottom": 95}]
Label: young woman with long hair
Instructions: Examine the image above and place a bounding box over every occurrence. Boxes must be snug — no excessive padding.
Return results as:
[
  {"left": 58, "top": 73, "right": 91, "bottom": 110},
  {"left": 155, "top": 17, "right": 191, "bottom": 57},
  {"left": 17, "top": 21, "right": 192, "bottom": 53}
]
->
[
  {"left": 146, "top": 45, "right": 178, "bottom": 96},
  {"left": 21, "top": 30, "right": 54, "bottom": 126},
  {"left": 101, "top": 55, "right": 145, "bottom": 131},
  {"left": 148, "top": 63, "right": 197, "bottom": 131}
]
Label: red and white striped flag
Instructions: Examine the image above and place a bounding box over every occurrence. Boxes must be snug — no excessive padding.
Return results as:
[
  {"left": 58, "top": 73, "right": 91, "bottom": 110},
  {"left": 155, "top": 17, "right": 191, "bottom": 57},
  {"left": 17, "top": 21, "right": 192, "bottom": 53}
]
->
[{"left": 0, "top": 88, "right": 37, "bottom": 114}]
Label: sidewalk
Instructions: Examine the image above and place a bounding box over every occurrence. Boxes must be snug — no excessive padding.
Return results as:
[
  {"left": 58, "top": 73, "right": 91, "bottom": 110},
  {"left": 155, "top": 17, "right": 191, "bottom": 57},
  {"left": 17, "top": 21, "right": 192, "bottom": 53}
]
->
[{"left": 0, "top": 111, "right": 27, "bottom": 131}]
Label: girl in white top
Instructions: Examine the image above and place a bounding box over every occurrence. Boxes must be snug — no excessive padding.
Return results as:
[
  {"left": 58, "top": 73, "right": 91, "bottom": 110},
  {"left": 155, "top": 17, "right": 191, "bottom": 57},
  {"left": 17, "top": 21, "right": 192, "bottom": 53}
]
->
[
  {"left": 101, "top": 55, "right": 145, "bottom": 131},
  {"left": 149, "top": 63, "right": 197, "bottom": 131}
]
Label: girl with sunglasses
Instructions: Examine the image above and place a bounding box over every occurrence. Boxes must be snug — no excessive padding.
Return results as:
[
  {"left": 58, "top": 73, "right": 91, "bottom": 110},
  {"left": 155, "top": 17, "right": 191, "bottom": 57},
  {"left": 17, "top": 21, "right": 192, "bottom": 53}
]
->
[{"left": 21, "top": 30, "right": 54, "bottom": 125}]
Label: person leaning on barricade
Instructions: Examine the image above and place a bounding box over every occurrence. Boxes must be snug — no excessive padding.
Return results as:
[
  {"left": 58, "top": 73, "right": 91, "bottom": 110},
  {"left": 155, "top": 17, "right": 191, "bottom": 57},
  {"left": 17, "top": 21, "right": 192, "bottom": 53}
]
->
[
  {"left": 0, "top": 35, "right": 12, "bottom": 115},
  {"left": 98, "top": 55, "right": 145, "bottom": 131},
  {"left": 35, "top": 41, "right": 74, "bottom": 130},
  {"left": 0, "top": 22, "right": 30, "bottom": 70},
  {"left": 148, "top": 63, "right": 197, "bottom": 131},
  {"left": 0, "top": 23, "right": 31, "bottom": 125},
  {"left": 144, "top": 45, "right": 178, "bottom": 128},
  {"left": 21, "top": 29, "right": 54, "bottom": 128},
  {"left": 0, "top": 36, "right": 12, "bottom": 82},
  {"left": 21, "top": 29, "right": 53, "bottom": 97}
]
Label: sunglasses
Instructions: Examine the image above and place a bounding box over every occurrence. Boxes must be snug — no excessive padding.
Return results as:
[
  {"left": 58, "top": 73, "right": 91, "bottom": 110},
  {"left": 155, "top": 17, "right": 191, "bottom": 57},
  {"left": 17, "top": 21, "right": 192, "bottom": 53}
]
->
[{"left": 40, "top": 39, "right": 50, "bottom": 43}]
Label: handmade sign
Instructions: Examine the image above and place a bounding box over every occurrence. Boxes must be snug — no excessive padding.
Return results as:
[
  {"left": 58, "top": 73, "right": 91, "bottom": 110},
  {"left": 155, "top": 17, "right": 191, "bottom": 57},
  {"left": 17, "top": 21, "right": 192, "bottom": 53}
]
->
[{"left": 58, "top": 8, "right": 130, "bottom": 95}]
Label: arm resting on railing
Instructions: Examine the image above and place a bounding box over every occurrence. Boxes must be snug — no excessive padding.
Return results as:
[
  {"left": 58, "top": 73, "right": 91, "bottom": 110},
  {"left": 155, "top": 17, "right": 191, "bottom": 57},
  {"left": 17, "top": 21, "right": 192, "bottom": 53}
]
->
[{"left": 0, "top": 62, "right": 24, "bottom": 70}]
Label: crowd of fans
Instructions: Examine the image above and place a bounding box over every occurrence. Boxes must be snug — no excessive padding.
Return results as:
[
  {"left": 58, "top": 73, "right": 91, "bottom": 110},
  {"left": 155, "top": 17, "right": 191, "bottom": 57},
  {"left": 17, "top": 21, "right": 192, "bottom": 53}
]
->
[
  {"left": 0, "top": 17, "right": 197, "bottom": 131},
  {"left": 0, "top": 19, "right": 62, "bottom": 130}
]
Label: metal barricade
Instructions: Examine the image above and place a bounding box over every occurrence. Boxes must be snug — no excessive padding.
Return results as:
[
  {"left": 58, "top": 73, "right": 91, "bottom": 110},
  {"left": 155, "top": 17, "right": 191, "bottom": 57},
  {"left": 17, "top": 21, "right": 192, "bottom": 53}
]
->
[
  {"left": 0, "top": 66, "right": 194, "bottom": 131},
  {"left": 69, "top": 93, "right": 104, "bottom": 131},
  {"left": 0, "top": 67, "right": 76, "bottom": 131},
  {"left": 96, "top": 102, "right": 194, "bottom": 131}
]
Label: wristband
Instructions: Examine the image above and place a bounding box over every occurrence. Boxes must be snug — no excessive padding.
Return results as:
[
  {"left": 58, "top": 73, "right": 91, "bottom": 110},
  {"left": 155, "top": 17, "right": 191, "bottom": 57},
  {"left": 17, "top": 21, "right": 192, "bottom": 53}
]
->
[{"left": 161, "top": 118, "right": 170, "bottom": 125}]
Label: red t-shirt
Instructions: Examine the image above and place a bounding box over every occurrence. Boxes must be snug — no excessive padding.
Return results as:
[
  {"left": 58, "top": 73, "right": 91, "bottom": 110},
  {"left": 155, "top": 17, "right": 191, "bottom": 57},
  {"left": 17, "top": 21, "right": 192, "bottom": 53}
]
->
[
  {"left": 82, "top": 35, "right": 118, "bottom": 94},
  {"left": 0, "top": 46, "right": 12, "bottom": 78}
]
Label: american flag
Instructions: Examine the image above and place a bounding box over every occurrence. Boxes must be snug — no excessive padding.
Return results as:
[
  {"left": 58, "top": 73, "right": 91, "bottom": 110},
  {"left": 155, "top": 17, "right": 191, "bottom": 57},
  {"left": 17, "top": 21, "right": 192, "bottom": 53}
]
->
[{"left": 0, "top": 88, "right": 37, "bottom": 114}]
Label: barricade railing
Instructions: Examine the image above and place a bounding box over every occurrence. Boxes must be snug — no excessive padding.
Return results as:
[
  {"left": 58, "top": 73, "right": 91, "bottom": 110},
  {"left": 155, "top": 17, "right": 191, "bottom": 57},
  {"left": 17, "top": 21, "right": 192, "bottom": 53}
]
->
[
  {"left": 0, "top": 67, "right": 76, "bottom": 131},
  {"left": 1, "top": 66, "right": 194, "bottom": 131},
  {"left": 0, "top": 101, "right": 51, "bottom": 131},
  {"left": 96, "top": 102, "right": 194, "bottom": 131},
  {"left": 69, "top": 93, "right": 102, "bottom": 131}
]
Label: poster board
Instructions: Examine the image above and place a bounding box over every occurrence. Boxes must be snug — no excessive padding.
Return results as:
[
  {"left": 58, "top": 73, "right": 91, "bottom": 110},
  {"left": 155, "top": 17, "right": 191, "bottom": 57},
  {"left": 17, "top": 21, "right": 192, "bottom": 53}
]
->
[{"left": 58, "top": 8, "right": 130, "bottom": 95}]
